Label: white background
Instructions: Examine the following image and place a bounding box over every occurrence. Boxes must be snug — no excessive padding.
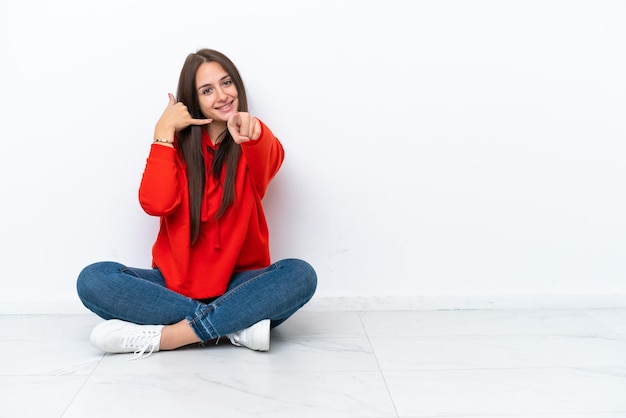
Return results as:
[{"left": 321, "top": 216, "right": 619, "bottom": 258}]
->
[{"left": 1, "top": 0, "right": 625, "bottom": 313}]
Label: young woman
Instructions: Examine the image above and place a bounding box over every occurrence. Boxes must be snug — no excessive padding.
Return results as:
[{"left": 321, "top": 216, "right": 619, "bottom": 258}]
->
[{"left": 76, "top": 49, "right": 317, "bottom": 358}]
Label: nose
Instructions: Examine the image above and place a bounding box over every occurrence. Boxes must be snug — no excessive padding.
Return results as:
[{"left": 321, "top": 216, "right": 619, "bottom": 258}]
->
[{"left": 215, "top": 87, "right": 226, "bottom": 102}]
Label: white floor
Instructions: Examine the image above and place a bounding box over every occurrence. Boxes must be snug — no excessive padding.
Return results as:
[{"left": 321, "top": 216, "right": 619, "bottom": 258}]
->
[{"left": 1, "top": 309, "right": 626, "bottom": 418}]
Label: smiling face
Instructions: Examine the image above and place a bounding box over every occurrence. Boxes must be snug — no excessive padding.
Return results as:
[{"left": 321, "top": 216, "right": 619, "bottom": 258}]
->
[{"left": 195, "top": 61, "right": 239, "bottom": 127}]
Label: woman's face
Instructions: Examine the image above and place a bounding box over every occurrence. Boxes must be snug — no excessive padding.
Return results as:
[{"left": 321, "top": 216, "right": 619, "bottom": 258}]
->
[{"left": 195, "top": 61, "right": 239, "bottom": 124}]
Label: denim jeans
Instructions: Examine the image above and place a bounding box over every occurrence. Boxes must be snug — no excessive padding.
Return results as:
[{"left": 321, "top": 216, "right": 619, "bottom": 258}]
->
[{"left": 76, "top": 258, "right": 317, "bottom": 342}]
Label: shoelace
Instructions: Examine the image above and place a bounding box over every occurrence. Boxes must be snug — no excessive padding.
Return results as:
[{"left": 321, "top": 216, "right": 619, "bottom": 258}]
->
[{"left": 121, "top": 330, "right": 160, "bottom": 360}]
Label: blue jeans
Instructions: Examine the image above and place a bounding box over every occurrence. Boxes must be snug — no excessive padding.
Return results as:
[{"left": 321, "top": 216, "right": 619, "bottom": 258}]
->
[{"left": 76, "top": 258, "right": 317, "bottom": 342}]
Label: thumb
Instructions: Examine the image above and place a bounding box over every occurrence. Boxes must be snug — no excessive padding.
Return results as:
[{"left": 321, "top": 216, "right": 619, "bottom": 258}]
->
[{"left": 167, "top": 93, "right": 176, "bottom": 106}]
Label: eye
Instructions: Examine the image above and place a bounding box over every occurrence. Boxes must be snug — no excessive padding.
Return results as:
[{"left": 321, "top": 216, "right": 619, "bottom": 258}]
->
[
  {"left": 201, "top": 87, "right": 213, "bottom": 95},
  {"left": 222, "top": 78, "right": 233, "bottom": 87}
]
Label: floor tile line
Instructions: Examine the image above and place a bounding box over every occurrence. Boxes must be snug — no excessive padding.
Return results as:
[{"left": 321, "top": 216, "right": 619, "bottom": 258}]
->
[
  {"left": 359, "top": 311, "right": 400, "bottom": 418},
  {"left": 60, "top": 351, "right": 106, "bottom": 417}
]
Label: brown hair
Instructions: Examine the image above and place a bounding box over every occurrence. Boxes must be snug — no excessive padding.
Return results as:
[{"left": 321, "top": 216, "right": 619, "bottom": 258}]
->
[{"left": 175, "top": 49, "right": 248, "bottom": 244}]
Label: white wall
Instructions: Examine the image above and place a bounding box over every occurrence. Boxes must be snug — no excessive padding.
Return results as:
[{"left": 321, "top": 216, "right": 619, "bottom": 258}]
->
[{"left": 1, "top": 0, "right": 625, "bottom": 313}]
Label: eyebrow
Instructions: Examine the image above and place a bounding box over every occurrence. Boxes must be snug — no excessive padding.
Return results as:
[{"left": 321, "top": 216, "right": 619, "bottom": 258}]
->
[{"left": 197, "top": 74, "right": 231, "bottom": 92}]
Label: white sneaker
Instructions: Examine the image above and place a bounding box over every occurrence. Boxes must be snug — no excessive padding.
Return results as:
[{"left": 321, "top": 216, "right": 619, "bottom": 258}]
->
[
  {"left": 90, "top": 319, "right": 164, "bottom": 359},
  {"left": 227, "top": 319, "right": 270, "bottom": 351}
]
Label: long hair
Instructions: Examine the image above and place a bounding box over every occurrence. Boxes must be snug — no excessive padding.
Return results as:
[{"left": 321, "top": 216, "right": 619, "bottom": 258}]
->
[{"left": 175, "top": 49, "right": 248, "bottom": 244}]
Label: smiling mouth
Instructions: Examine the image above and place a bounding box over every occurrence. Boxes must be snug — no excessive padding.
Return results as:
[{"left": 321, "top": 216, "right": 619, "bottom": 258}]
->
[{"left": 216, "top": 102, "right": 233, "bottom": 111}]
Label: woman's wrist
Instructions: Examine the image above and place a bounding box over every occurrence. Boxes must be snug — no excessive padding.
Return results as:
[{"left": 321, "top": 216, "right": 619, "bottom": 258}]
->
[
  {"left": 153, "top": 138, "right": 174, "bottom": 145},
  {"left": 153, "top": 125, "right": 175, "bottom": 145}
]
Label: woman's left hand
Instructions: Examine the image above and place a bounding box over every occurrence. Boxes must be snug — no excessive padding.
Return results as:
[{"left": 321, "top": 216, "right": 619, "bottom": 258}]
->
[{"left": 227, "top": 112, "right": 261, "bottom": 144}]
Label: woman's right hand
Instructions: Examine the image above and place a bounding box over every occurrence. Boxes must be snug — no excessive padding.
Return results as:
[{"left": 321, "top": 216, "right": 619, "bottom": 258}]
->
[{"left": 153, "top": 93, "right": 212, "bottom": 142}]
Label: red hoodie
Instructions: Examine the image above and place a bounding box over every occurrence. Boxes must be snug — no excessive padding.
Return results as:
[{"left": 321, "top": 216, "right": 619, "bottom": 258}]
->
[{"left": 138, "top": 121, "right": 284, "bottom": 299}]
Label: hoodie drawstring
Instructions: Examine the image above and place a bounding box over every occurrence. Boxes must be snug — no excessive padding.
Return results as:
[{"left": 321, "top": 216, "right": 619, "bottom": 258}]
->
[{"left": 214, "top": 220, "right": 222, "bottom": 250}]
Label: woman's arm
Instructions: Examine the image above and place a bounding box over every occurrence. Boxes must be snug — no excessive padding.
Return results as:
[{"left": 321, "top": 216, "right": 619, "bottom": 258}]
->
[
  {"left": 239, "top": 119, "right": 285, "bottom": 199},
  {"left": 139, "top": 94, "right": 212, "bottom": 215},
  {"left": 138, "top": 144, "right": 182, "bottom": 216}
]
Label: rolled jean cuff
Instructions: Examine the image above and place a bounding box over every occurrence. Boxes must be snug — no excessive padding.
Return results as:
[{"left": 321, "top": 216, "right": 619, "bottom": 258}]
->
[{"left": 186, "top": 306, "right": 219, "bottom": 342}]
